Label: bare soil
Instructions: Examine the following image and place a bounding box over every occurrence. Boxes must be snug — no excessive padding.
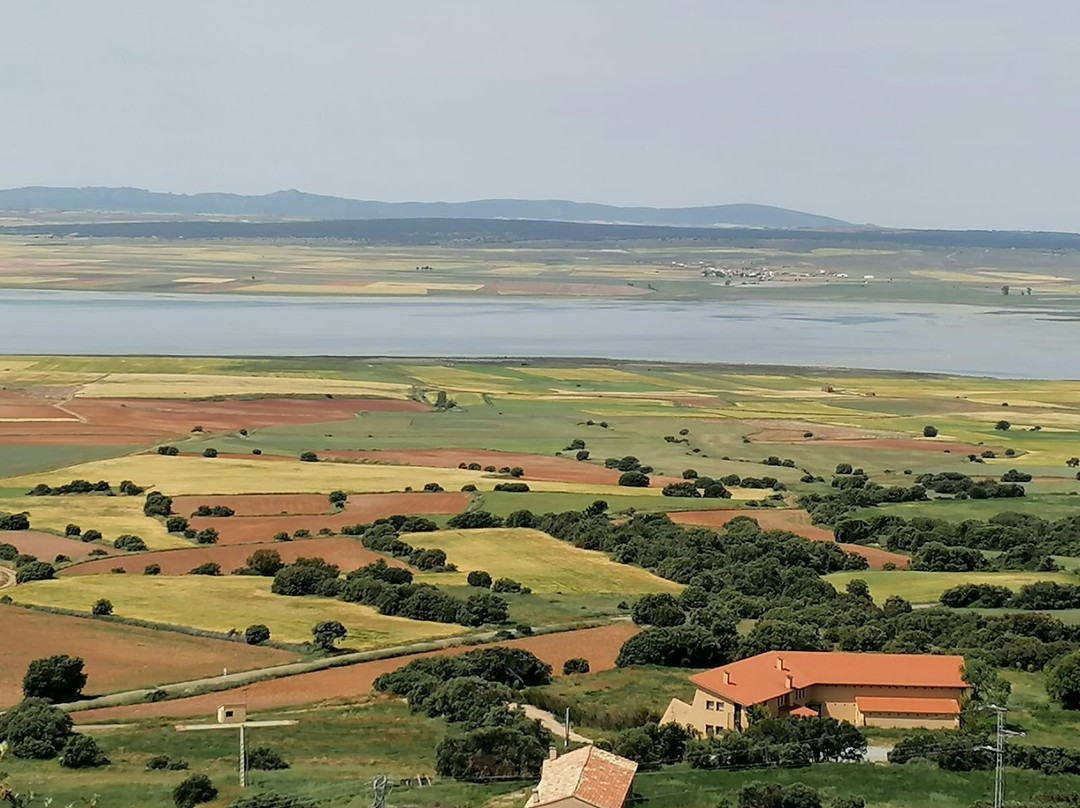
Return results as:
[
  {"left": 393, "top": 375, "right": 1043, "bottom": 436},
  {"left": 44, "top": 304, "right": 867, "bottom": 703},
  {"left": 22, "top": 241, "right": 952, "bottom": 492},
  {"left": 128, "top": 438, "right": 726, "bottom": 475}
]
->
[
  {"left": 0, "top": 530, "right": 119, "bottom": 561},
  {"left": 0, "top": 607, "right": 296, "bottom": 708},
  {"left": 73, "top": 622, "right": 641, "bottom": 721}
]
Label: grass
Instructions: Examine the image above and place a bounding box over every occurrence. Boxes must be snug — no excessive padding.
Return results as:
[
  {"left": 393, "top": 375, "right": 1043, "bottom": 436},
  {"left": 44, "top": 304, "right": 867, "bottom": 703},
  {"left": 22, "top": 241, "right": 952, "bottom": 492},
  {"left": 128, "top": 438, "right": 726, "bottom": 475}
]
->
[
  {"left": 8, "top": 575, "right": 466, "bottom": 647},
  {"left": 0, "top": 454, "right": 678, "bottom": 498},
  {"left": 2, "top": 698, "right": 517, "bottom": 808},
  {"left": 407, "top": 527, "right": 680, "bottom": 594},
  {"left": 853, "top": 495, "right": 1080, "bottom": 523},
  {"left": 471, "top": 490, "right": 746, "bottom": 518},
  {"left": 425, "top": 585, "right": 632, "bottom": 626},
  {"left": 1003, "top": 669, "right": 1080, "bottom": 748},
  {"left": 0, "top": 494, "right": 188, "bottom": 549},
  {"left": 75, "top": 372, "right": 413, "bottom": 398},
  {"left": 824, "top": 570, "right": 1078, "bottom": 604},
  {"left": 0, "top": 444, "right": 136, "bottom": 479}
]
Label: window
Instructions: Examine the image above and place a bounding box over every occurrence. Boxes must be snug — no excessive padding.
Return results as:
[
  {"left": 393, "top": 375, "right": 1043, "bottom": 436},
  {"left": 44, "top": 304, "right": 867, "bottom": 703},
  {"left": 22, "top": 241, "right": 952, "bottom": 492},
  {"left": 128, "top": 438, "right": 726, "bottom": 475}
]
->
[
  {"left": 706, "top": 700, "right": 715, "bottom": 711},
  {"left": 224, "top": 710, "right": 234, "bottom": 718},
  {"left": 705, "top": 725, "right": 715, "bottom": 735},
  {"left": 778, "top": 694, "right": 788, "bottom": 707}
]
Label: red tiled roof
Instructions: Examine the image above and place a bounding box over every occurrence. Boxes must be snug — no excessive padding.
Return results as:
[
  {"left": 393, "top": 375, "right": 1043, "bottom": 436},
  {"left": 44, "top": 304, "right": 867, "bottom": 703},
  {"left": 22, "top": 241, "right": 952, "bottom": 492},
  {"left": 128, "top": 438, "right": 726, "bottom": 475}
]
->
[
  {"left": 690, "top": 651, "right": 967, "bottom": 707},
  {"left": 527, "top": 745, "right": 637, "bottom": 808},
  {"left": 856, "top": 696, "right": 961, "bottom": 716},
  {"left": 790, "top": 706, "right": 819, "bottom": 718}
]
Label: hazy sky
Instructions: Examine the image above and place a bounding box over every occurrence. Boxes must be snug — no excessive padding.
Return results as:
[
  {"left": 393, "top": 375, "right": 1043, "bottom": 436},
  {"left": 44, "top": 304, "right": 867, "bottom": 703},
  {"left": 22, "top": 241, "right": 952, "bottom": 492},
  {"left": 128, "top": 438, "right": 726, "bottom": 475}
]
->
[{"left": 3, "top": 1, "right": 1078, "bottom": 230}]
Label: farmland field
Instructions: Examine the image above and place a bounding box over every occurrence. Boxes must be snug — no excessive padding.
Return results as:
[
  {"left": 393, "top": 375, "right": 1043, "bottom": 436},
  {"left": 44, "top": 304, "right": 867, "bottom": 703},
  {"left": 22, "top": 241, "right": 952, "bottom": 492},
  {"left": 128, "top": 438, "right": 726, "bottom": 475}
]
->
[
  {"left": 0, "top": 606, "right": 296, "bottom": 708},
  {"left": 7, "top": 576, "right": 467, "bottom": 646},
  {"left": 406, "top": 527, "right": 681, "bottom": 594},
  {"left": 3, "top": 353, "right": 1080, "bottom": 808}
]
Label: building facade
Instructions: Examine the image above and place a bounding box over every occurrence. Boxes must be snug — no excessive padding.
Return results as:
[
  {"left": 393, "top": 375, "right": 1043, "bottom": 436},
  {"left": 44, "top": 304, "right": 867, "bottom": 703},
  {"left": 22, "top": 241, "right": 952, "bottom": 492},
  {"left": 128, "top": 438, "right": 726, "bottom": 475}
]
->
[{"left": 662, "top": 651, "right": 968, "bottom": 734}]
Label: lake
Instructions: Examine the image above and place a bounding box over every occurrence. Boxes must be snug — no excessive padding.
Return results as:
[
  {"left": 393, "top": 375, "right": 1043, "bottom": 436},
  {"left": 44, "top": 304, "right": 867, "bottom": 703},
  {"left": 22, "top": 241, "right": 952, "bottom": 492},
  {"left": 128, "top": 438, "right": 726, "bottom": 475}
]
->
[{"left": 0, "top": 290, "right": 1073, "bottom": 378}]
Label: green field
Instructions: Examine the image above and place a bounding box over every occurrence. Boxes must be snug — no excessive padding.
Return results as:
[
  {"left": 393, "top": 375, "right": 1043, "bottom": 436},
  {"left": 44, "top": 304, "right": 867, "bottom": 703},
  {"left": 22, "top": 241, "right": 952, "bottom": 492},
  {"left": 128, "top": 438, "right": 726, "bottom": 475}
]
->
[
  {"left": 8, "top": 576, "right": 465, "bottom": 647},
  {"left": 824, "top": 570, "right": 1079, "bottom": 605},
  {"left": 409, "top": 527, "right": 680, "bottom": 594}
]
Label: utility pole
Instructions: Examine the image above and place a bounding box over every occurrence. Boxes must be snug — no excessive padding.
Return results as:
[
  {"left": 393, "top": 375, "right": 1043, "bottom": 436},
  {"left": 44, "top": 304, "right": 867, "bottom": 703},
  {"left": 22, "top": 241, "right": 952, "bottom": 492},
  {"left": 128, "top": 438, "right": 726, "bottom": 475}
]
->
[
  {"left": 564, "top": 707, "right": 571, "bottom": 747},
  {"left": 981, "top": 704, "right": 1024, "bottom": 808},
  {"left": 176, "top": 715, "right": 298, "bottom": 788},
  {"left": 372, "top": 774, "right": 387, "bottom": 808}
]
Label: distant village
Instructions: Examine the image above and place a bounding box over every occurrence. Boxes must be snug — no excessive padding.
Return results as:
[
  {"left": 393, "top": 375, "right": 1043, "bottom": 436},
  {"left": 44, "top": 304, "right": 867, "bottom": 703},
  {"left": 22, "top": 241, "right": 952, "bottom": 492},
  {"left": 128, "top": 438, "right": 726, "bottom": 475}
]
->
[{"left": 680, "top": 260, "right": 879, "bottom": 283}]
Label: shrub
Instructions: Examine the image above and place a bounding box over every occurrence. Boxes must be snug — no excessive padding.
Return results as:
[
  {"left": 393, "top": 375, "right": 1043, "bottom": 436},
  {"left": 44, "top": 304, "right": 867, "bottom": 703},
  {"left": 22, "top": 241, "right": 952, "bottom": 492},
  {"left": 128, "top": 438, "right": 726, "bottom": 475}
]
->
[
  {"left": 563, "top": 658, "right": 590, "bottom": 675},
  {"left": 424, "top": 482, "right": 445, "bottom": 492},
  {"left": 146, "top": 754, "right": 189, "bottom": 771},
  {"left": 144, "top": 563, "right": 162, "bottom": 575},
  {"left": 202, "top": 448, "right": 218, "bottom": 458},
  {"left": 244, "top": 624, "right": 271, "bottom": 645},
  {"left": 246, "top": 548, "right": 284, "bottom": 576},
  {"left": 22, "top": 655, "right": 87, "bottom": 702},
  {"left": 492, "top": 577, "right": 530, "bottom": 594},
  {"left": 1002, "top": 468, "right": 1033, "bottom": 483},
  {"left": 923, "top": 425, "right": 938, "bottom": 438},
  {"left": 272, "top": 558, "right": 340, "bottom": 596},
  {"left": 195, "top": 528, "right": 219, "bottom": 544},
  {"left": 189, "top": 562, "right": 221, "bottom": 576},
  {"left": 60, "top": 734, "right": 109, "bottom": 768},
  {"left": 312, "top": 620, "right": 347, "bottom": 651},
  {"left": 15, "top": 561, "right": 55, "bottom": 583},
  {"left": 144, "top": 491, "right": 173, "bottom": 517},
  {"left": 64, "top": 523, "right": 81, "bottom": 537},
  {"left": 0, "top": 698, "right": 74, "bottom": 758},
  {"left": 436, "top": 724, "right": 546, "bottom": 782},
  {"left": 618, "top": 471, "right": 650, "bottom": 488},
  {"left": 157, "top": 445, "right": 180, "bottom": 456},
  {"left": 575, "top": 450, "right": 590, "bottom": 461},
  {"left": 173, "top": 774, "right": 218, "bottom": 808},
  {"left": 0, "top": 542, "right": 15, "bottom": 560},
  {"left": 54, "top": 554, "right": 70, "bottom": 563},
  {"left": 662, "top": 481, "right": 701, "bottom": 498},
  {"left": 504, "top": 509, "right": 537, "bottom": 528},
  {"left": 447, "top": 511, "right": 503, "bottom": 529},
  {"left": 996, "top": 420, "right": 1011, "bottom": 431},
  {"left": 246, "top": 746, "right": 289, "bottom": 770},
  {"left": 456, "top": 593, "right": 510, "bottom": 627},
  {"left": 166, "top": 516, "right": 189, "bottom": 533},
  {"left": 631, "top": 593, "right": 686, "bottom": 627},
  {"left": 467, "top": 570, "right": 493, "bottom": 588},
  {"left": 493, "top": 482, "right": 530, "bottom": 492},
  {"left": 616, "top": 625, "right": 733, "bottom": 668},
  {"left": 0, "top": 512, "right": 30, "bottom": 530},
  {"left": 113, "top": 534, "right": 147, "bottom": 552},
  {"left": 462, "top": 484, "right": 478, "bottom": 492},
  {"left": 82, "top": 529, "right": 103, "bottom": 542},
  {"left": 92, "top": 598, "right": 113, "bottom": 616},
  {"left": 299, "top": 451, "right": 319, "bottom": 462}
]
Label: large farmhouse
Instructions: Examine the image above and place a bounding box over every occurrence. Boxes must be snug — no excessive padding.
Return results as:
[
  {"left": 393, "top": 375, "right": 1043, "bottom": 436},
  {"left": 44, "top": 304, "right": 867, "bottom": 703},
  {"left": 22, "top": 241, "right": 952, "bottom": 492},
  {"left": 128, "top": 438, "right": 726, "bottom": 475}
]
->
[{"left": 662, "top": 651, "right": 968, "bottom": 733}]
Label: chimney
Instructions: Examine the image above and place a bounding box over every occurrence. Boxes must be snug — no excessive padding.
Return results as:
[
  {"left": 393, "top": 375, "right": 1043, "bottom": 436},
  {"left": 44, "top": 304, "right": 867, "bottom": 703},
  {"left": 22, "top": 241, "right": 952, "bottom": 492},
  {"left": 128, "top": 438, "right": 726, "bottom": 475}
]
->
[
  {"left": 785, "top": 675, "right": 794, "bottom": 689},
  {"left": 775, "top": 657, "right": 785, "bottom": 670},
  {"left": 723, "top": 671, "right": 731, "bottom": 685},
  {"left": 549, "top": 746, "right": 558, "bottom": 760}
]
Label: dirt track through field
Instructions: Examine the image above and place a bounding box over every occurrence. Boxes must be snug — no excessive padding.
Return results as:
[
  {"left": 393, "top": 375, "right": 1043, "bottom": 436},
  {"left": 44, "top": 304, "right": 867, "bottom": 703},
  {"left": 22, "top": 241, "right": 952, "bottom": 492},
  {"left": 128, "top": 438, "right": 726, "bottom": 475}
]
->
[
  {"left": 669, "top": 509, "right": 910, "bottom": 569},
  {"left": 73, "top": 622, "right": 641, "bottom": 722},
  {"left": 186, "top": 492, "right": 471, "bottom": 545},
  {"left": 60, "top": 536, "right": 410, "bottom": 576}
]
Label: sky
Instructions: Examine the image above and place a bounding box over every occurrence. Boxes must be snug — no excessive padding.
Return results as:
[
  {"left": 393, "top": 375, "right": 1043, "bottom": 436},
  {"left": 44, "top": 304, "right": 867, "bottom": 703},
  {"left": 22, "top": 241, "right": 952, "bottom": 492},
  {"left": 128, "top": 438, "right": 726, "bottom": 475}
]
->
[{"left": 2, "top": 1, "right": 1078, "bottom": 231}]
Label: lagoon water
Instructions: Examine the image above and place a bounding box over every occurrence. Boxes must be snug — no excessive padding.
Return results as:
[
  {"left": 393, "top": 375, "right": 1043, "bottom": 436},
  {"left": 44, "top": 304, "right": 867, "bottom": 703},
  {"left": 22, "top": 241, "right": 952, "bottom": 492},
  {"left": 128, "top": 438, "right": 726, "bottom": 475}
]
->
[{"left": 0, "top": 290, "right": 1073, "bottom": 378}]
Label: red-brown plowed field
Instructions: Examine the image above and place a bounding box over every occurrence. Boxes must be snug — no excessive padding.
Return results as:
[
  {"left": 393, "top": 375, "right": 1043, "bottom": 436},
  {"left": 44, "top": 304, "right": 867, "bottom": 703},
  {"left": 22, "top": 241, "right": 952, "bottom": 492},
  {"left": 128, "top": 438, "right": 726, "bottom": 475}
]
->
[
  {"left": 61, "top": 537, "right": 408, "bottom": 576},
  {"left": 0, "top": 531, "right": 119, "bottom": 561},
  {"left": 322, "top": 449, "right": 684, "bottom": 487},
  {"left": 187, "top": 492, "right": 471, "bottom": 545},
  {"left": 0, "top": 608, "right": 296, "bottom": 708},
  {"left": 74, "top": 622, "right": 640, "bottom": 722},
  {"left": 0, "top": 391, "right": 71, "bottom": 420},
  {"left": 0, "top": 397, "right": 427, "bottom": 446},
  {"left": 669, "top": 509, "right": 909, "bottom": 569},
  {"left": 171, "top": 494, "right": 332, "bottom": 517}
]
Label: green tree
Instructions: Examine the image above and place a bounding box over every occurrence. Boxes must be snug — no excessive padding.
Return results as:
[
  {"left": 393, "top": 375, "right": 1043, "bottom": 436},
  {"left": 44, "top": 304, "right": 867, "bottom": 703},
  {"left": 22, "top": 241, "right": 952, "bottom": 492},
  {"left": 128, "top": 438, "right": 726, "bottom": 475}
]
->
[
  {"left": 312, "top": 620, "right": 347, "bottom": 651},
  {"left": 995, "top": 420, "right": 1011, "bottom": 431},
  {"left": 299, "top": 451, "right": 318, "bottom": 462},
  {"left": 618, "top": 471, "right": 650, "bottom": 488},
  {"left": 22, "top": 655, "right": 87, "bottom": 702},
  {"left": 60, "top": 734, "right": 109, "bottom": 768},
  {"left": 435, "top": 725, "right": 546, "bottom": 781},
  {"left": 467, "top": 570, "right": 493, "bottom": 588},
  {"left": 631, "top": 593, "right": 686, "bottom": 627},
  {"left": 1047, "top": 649, "right": 1080, "bottom": 709},
  {"left": 923, "top": 425, "right": 938, "bottom": 438},
  {"left": 245, "top": 624, "right": 271, "bottom": 645},
  {"left": 563, "top": 657, "right": 590, "bottom": 675},
  {"left": 246, "top": 548, "right": 284, "bottom": 576},
  {"left": 202, "top": 448, "right": 218, "bottom": 458},
  {"left": 0, "top": 698, "right": 74, "bottom": 758},
  {"left": 173, "top": 774, "right": 218, "bottom": 808},
  {"left": 15, "top": 561, "right": 55, "bottom": 583},
  {"left": 91, "top": 598, "right": 113, "bottom": 616},
  {"left": 246, "top": 746, "right": 288, "bottom": 770}
]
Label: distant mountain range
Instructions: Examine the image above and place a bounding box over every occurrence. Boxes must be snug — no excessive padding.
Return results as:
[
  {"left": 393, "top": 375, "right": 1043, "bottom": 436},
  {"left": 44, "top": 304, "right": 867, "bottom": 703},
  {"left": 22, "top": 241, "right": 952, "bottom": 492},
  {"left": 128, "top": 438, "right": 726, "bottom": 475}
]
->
[{"left": 0, "top": 186, "right": 852, "bottom": 229}]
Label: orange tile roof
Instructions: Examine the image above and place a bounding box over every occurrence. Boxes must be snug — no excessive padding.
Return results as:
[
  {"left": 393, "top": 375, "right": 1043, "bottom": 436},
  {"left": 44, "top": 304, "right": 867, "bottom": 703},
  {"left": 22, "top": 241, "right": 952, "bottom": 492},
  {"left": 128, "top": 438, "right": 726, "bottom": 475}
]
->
[
  {"left": 856, "top": 696, "right": 961, "bottom": 715},
  {"left": 526, "top": 745, "right": 638, "bottom": 808},
  {"left": 689, "top": 651, "right": 967, "bottom": 707},
  {"left": 789, "top": 706, "right": 819, "bottom": 718}
]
